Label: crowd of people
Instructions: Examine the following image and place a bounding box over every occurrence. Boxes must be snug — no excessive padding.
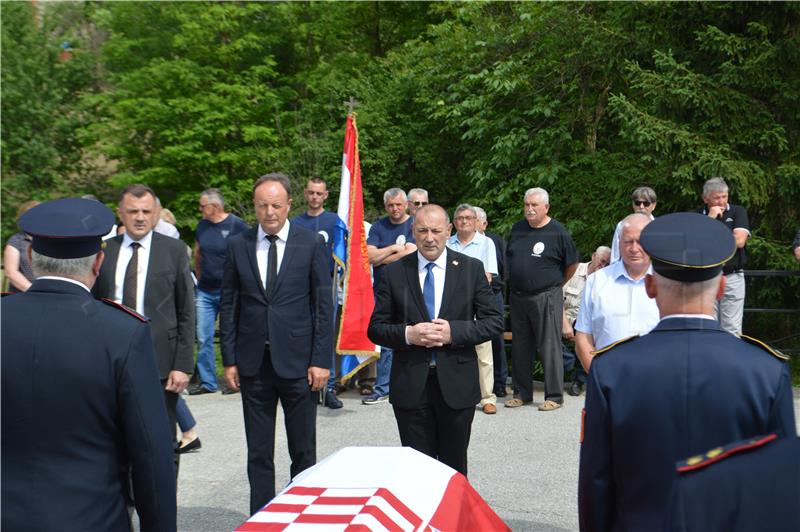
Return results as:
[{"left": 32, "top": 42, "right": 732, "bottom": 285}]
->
[{"left": 2, "top": 173, "right": 798, "bottom": 531}]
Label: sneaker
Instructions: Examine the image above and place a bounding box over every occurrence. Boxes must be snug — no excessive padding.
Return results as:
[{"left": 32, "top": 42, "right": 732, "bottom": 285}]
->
[
  {"left": 362, "top": 393, "right": 389, "bottom": 405},
  {"left": 324, "top": 390, "right": 343, "bottom": 409},
  {"left": 188, "top": 384, "right": 216, "bottom": 396}
]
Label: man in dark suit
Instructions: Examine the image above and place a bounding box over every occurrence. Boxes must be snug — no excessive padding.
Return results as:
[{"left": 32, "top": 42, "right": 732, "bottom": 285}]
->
[
  {"left": 93, "top": 184, "right": 196, "bottom": 453},
  {"left": 2, "top": 198, "right": 176, "bottom": 531},
  {"left": 368, "top": 204, "right": 504, "bottom": 476},
  {"left": 220, "top": 173, "right": 333, "bottom": 514},
  {"left": 578, "top": 213, "right": 796, "bottom": 532}
]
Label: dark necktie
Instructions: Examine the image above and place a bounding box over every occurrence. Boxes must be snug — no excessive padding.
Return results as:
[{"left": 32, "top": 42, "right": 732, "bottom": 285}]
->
[
  {"left": 266, "top": 234, "right": 278, "bottom": 294},
  {"left": 122, "top": 242, "right": 140, "bottom": 309}
]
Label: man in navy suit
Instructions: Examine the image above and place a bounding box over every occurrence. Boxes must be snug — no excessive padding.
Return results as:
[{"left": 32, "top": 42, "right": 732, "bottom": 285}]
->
[
  {"left": 220, "top": 173, "right": 333, "bottom": 514},
  {"left": 2, "top": 198, "right": 176, "bottom": 531},
  {"left": 368, "top": 204, "right": 503, "bottom": 476},
  {"left": 93, "top": 184, "right": 196, "bottom": 458},
  {"left": 578, "top": 213, "right": 796, "bottom": 532}
]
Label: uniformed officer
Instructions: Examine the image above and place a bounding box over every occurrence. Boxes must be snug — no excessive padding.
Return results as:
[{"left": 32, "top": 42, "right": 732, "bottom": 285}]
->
[
  {"left": 666, "top": 434, "right": 800, "bottom": 532},
  {"left": 1, "top": 198, "right": 177, "bottom": 531},
  {"left": 578, "top": 212, "right": 796, "bottom": 532}
]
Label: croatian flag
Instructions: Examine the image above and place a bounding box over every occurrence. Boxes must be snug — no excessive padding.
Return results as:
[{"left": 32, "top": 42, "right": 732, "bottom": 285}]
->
[
  {"left": 333, "top": 114, "right": 378, "bottom": 381},
  {"left": 236, "top": 447, "right": 510, "bottom": 532}
]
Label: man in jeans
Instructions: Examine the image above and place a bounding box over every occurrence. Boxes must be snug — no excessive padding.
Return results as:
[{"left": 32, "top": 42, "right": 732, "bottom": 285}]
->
[
  {"left": 363, "top": 188, "right": 417, "bottom": 404},
  {"left": 189, "top": 188, "right": 249, "bottom": 395}
]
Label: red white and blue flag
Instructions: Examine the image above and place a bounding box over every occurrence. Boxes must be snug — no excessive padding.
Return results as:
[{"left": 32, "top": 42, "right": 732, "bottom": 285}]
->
[
  {"left": 236, "top": 447, "right": 510, "bottom": 532},
  {"left": 333, "top": 115, "right": 378, "bottom": 381}
]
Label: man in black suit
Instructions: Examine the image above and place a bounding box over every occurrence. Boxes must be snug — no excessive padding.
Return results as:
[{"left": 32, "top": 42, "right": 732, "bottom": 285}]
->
[
  {"left": 93, "top": 184, "right": 196, "bottom": 453},
  {"left": 220, "top": 173, "right": 333, "bottom": 514},
  {"left": 2, "top": 198, "right": 176, "bottom": 531},
  {"left": 368, "top": 204, "right": 503, "bottom": 476}
]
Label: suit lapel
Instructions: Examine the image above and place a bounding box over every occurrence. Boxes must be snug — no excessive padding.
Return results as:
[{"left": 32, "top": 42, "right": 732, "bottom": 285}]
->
[
  {"left": 244, "top": 228, "right": 267, "bottom": 300},
  {"left": 269, "top": 224, "right": 297, "bottom": 299},
  {"left": 143, "top": 232, "right": 164, "bottom": 312},
  {"left": 101, "top": 236, "right": 122, "bottom": 295},
  {"left": 404, "top": 253, "right": 430, "bottom": 320},
  {"left": 440, "top": 251, "right": 460, "bottom": 319}
]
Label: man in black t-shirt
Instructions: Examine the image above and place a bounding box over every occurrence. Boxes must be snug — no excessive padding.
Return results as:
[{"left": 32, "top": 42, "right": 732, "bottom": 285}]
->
[
  {"left": 697, "top": 177, "right": 750, "bottom": 335},
  {"left": 505, "top": 188, "right": 578, "bottom": 411}
]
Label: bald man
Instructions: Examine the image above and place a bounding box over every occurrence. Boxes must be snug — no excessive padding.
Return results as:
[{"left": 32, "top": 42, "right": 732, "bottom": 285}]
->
[
  {"left": 368, "top": 205, "right": 503, "bottom": 475},
  {"left": 575, "top": 214, "right": 660, "bottom": 371}
]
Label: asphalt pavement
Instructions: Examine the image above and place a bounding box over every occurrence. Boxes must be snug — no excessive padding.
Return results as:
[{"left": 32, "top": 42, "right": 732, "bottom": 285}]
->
[{"left": 170, "top": 384, "right": 800, "bottom": 532}]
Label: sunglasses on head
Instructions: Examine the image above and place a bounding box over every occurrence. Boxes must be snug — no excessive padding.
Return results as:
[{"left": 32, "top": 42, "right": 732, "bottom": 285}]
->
[{"left": 633, "top": 200, "right": 652, "bottom": 207}]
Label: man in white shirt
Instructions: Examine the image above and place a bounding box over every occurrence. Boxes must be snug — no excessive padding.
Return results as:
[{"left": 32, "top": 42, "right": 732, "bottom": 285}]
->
[
  {"left": 575, "top": 213, "right": 659, "bottom": 371},
  {"left": 446, "top": 204, "right": 499, "bottom": 414}
]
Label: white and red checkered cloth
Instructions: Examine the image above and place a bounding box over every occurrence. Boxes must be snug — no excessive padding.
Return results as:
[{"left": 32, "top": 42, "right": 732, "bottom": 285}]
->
[{"left": 236, "top": 447, "right": 509, "bottom": 531}]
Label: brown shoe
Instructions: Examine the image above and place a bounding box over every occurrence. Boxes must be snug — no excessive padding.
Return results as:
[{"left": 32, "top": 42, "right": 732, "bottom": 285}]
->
[
  {"left": 482, "top": 403, "right": 497, "bottom": 415},
  {"left": 538, "top": 400, "right": 562, "bottom": 411}
]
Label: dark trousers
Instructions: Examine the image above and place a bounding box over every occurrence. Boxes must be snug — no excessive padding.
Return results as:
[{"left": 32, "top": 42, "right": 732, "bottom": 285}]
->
[
  {"left": 491, "top": 290, "right": 508, "bottom": 391},
  {"left": 240, "top": 348, "right": 317, "bottom": 515},
  {"left": 510, "top": 287, "right": 564, "bottom": 403},
  {"left": 392, "top": 370, "right": 475, "bottom": 477},
  {"left": 562, "top": 342, "right": 587, "bottom": 384},
  {"left": 162, "top": 384, "right": 180, "bottom": 479}
]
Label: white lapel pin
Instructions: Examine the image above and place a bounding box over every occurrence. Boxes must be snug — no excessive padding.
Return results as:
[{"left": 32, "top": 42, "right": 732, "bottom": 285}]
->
[{"left": 452, "top": 260, "right": 459, "bottom": 266}]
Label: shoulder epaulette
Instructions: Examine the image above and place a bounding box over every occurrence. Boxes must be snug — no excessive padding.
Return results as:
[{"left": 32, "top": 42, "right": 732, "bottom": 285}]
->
[
  {"left": 677, "top": 433, "right": 778, "bottom": 474},
  {"left": 593, "top": 335, "right": 637, "bottom": 358},
  {"left": 740, "top": 334, "right": 789, "bottom": 362},
  {"left": 100, "top": 298, "right": 149, "bottom": 322}
]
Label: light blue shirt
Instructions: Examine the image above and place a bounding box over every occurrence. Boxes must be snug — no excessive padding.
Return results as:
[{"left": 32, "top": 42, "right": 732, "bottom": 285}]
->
[
  {"left": 575, "top": 260, "right": 660, "bottom": 350},
  {"left": 446, "top": 231, "right": 498, "bottom": 275}
]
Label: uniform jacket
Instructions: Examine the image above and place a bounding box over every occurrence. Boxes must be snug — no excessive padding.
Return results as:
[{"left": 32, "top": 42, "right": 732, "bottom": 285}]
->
[
  {"left": 367, "top": 250, "right": 504, "bottom": 410},
  {"left": 578, "top": 316, "right": 796, "bottom": 532},
  {"left": 667, "top": 434, "right": 800, "bottom": 532},
  {"left": 93, "top": 231, "right": 196, "bottom": 378},
  {"left": 1, "top": 279, "right": 176, "bottom": 531},
  {"left": 219, "top": 224, "right": 333, "bottom": 378}
]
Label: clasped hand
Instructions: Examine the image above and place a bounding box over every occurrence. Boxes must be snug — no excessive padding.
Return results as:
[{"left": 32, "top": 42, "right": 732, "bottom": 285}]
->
[{"left": 408, "top": 318, "right": 451, "bottom": 347}]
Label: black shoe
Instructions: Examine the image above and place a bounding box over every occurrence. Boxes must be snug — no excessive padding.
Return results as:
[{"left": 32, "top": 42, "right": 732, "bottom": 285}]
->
[
  {"left": 324, "top": 390, "right": 343, "bottom": 409},
  {"left": 566, "top": 380, "right": 584, "bottom": 397},
  {"left": 221, "top": 386, "right": 239, "bottom": 395},
  {"left": 494, "top": 384, "right": 508, "bottom": 398},
  {"left": 176, "top": 437, "right": 202, "bottom": 454},
  {"left": 188, "top": 385, "right": 216, "bottom": 396}
]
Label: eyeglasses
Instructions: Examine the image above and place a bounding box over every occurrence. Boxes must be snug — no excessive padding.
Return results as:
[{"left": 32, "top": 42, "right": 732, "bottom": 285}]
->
[
  {"left": 633, "top": 200, "right": 652, "bottom": 207},
  {"left": 412, "top": 201, "right": 428, "bottom": 207},
  {"left": 454, "top": 216, "right": 476, "bottom": 222},
  {"left": 199, "top": 203, "right": 212, "bottom": 209}
]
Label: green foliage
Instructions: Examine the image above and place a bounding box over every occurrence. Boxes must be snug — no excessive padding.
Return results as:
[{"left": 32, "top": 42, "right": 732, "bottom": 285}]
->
[{"left": 2, "top": 2, "right": 798, "bottom": 356}]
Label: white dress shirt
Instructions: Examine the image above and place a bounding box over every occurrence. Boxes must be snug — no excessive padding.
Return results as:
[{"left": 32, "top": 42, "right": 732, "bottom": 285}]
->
[
  {"left": 113, "top": 231, "right": 153, "bottom": 314},
  {"left": 38, "top": 276, "right": 91, "bottom": 293},
  {"left": 404, "top": 250, "right": 448, "bottom": 346},
  {"left": 575, "top": 259, "right": 660, "bottom": 349},
  {"left": 417, "top": 249, "right": 448, "bottom": 319},
  {"left": 256, "top": 221, "right": 290, "bottom": 290}
]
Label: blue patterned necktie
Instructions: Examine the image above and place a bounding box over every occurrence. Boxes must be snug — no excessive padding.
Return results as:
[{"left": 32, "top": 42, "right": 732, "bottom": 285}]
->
[
  {"left": 423, "top": 262, "right": 436, "bottom": 320},
  {"left": 423, "top": 262, "right": 437, "bottom": 365}
]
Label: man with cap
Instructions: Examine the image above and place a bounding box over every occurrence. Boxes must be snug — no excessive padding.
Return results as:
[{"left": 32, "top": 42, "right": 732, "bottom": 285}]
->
[
  {"left": 578, "top": 212, "right": 795, "bottom": 532},
  {"left": 1, "top": 198, "right": 177, "bottom": 531}
]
